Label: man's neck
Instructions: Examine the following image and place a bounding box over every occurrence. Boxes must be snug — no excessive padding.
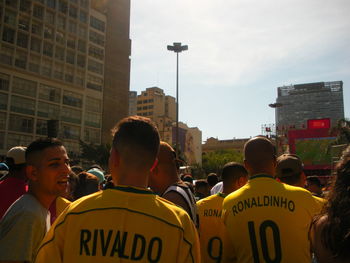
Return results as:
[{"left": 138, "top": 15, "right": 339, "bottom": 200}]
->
[{"left": 27, "top": 189, "right": 55, "bottom": 210}]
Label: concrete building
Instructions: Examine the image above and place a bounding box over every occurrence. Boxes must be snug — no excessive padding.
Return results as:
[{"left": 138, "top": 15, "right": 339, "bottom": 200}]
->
[
  {"left": 276, "top": 81, "right": 344, "bottom": 130},
  {"left": 0, "top": 0, "right": 130, "bottom": 156},
  {"left": 202, "top": 137, "right": 249, "bottom": 154},
  {"left": 128, "top": 90, "right": 137, "bottom": 116}
]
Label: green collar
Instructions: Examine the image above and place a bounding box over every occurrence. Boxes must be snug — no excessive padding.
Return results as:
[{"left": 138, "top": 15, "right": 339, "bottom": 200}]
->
[
  {"left": 250, "top": 174, "right": 274, "bottom": 180},
  {"left": 217, "top": 192, "right": 226, "bottom": 198},
  {"left": 112, "top": 185, "right": 155, "bottom": 195}
]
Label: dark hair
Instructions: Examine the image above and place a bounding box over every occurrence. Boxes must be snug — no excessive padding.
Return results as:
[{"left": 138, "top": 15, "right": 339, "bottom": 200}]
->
[
  {"left": 73, "top": 172, "right": 99, "bottom": 200},
  {"left": 195, "top": 179, "right": 209, "bottom": 189},
  {"left": 207, "top": 173, "right": 218, "bottom": 187},
  {"left": 25, "top": 137, "right": 64, "bottom": 164},
  {"left": 71, "top": 165, "right": 84, "bottom": 175},
  {"left": 317, "top": 146, "right": 350, "bottom": 260},
  {"left": 279, "top": 169, "right": 302, "bottom": 185},
  {"left": 111, "top": 116, "right": 160, "bottom": 168},
  {"left": 221, "top": 162, "right": 248, "bottom": 183},
  {"left": 307, "top": 176, "right": 322, "bottom": 187}
]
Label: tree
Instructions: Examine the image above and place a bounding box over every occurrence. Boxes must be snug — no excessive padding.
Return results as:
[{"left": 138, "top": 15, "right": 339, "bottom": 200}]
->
[
  {"left": 79, "top": 140, "right": 111, "bottom": 170},
  {"left": 201, "top": 149, "right": 244, "bottom": 176}
]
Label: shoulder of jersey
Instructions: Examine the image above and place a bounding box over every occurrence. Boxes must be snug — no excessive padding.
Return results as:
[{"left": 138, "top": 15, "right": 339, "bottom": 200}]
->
[
  {"left": 156, "top": 195, "right": 191, "bottom": 216},
  {"left": 197, "top": 194, "right": 221, "bottom": 206}
]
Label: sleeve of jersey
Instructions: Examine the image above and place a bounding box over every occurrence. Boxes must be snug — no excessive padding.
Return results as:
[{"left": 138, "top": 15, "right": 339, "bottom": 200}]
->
[
  {"left": 34, "top": 211, "right": 68, "bottom": 263},
  {"left": 221, "top": 198, "right": 238, "bottom": 263},
  {"left": 0, "top": 211, "right": 44, "bottom": 262},
  {"left": 177, "top": 213, "right": 201, "bottom": 263}
]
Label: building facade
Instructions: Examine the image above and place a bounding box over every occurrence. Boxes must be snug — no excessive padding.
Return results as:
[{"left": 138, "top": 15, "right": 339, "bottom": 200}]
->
[
  {"left": 276, "top": 81, "right": 344, "bottom": 130},
  {"left": 128, "top": 90, "right": 137, "bottom": 116},
  {"left": 202, "top": 137, "right": 249, "bottom": 154},
  {"left": 0, "top": 0, "right": 130, "bottom": 156}
]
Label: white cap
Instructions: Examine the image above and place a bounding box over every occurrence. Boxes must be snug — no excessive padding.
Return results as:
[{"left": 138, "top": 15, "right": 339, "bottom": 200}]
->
[{"left": 6, "top": 146, "right": 27, "bottom": 165}]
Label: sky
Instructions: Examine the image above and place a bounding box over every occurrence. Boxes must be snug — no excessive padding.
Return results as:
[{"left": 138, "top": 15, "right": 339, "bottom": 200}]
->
[{"left": 129, "top": 0, "right": 350, "bottom": 142}]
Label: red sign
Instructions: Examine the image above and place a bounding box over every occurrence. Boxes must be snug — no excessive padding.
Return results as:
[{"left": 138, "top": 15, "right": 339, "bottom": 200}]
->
[{"left": 307, "top": 118, "right": 330, "bottom": 129}]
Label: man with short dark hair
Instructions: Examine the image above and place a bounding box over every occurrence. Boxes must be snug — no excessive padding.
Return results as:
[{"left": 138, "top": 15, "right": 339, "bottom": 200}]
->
[
  {"left": 0, "top": 138, "right": 71, "bottom": 263},
  {"left": 222, "top": 137, "right": 323, "bottom": 263},
  {"left": 197, "top": 162, "right": 248, "bottom": 262},
  {"left": 207, "top": 173, "right": 218, "bottom": 189},
  {"left": 306, "top": 175, "right": 323, "bottom": 197},
  {"left": 35, "top": 116, "right": 200, "bottom": 263},
  {"left": 0, "top": 146, "right": 27, "bottom": 219}
]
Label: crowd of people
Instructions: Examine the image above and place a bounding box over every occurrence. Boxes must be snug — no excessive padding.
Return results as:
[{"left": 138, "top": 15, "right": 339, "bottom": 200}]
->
[{"left": 0, "top": 115, "right": 349, "bottom": 263}]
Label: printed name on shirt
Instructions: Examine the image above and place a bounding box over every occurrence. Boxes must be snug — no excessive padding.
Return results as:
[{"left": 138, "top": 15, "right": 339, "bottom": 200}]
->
[
  {"left": 80, "top": 229, "right": 162, "bottom": 262},
  {"left": 203, "top": 209, "right": 222, "bottom": 217},
  {"left": 232, "top": 195, "right": 295, "bottom": 216}
]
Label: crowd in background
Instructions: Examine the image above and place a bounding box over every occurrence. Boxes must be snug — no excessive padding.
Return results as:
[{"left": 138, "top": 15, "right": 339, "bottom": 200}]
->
[{"left": 0, "top": 116, "right": 349, "bottom": 263}]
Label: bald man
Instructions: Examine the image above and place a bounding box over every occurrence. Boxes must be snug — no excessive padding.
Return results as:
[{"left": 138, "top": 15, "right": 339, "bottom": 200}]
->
[
  {"left": 222, "top": 137, "right": 322, "bottom": 263},
  {"left": 149, "top": 142, "right": 198, "bottom": 226}
]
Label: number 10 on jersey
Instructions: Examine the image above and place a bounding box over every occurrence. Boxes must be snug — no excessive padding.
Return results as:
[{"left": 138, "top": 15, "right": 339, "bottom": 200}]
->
[{"left": 248, "top": 220, "right": 282, "bottom": 263}]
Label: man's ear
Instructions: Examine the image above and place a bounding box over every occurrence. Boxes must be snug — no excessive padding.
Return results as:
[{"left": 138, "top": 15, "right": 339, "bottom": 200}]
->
[
  {"left": 109, "top": 148, "right": 120, "bottom": 169},
  {"left": 26, "top": 165, "right": 38, "bottom": 181}
]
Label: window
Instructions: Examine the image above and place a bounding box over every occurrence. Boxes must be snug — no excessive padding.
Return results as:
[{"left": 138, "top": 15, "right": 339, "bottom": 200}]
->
[
  {"left": 18, "top": 17, "right": 30, "bottom": 31},
  {"left": 36, "top": 119, "right": 47, "bottom": 135},
  {"left": 57, "top": 16, "right": 66, "bottom": 30},
  {"left": 89, "top": 31, "right": 104, "bottom": 46},
  {"left": 68, "top": 20, "right": 77, "bottom": 34},
  {"left": 44, "top": 26, "right": 54, "bottom": 40},
  {"left": 31, "top": 22, "right": 43, "bottom": 36},
  {"left": 33, "top": 5, "right": 44, "bottom": 19},
  {"left": 0, "top": 93, "right": 8, "bottom": 110},
  {"left": 63, "top": 90, "right": 82, "bottom": 108},
  {"left": 30, "top": 37, "right": 41, "bottom": 54},
  {"left": 0, "top": 73, "right": 10, "bottom": 91},
  {"left": 65, "top": 72, "right": 74, "bottom": 83},
  {"left": 55, "top": 31, "right": 65, "bottom": 45},
  {"left": 58, "top": 0, "right": 68, "bottom": 14},
  {"left": 61, "top": 107, "right": 81, "bottom": 124},
  {"left": 37, "top": 102, "right": 60, "bottom": 118},
  {"left": 46, "top": 0, "right": 56, "bottom": 9},
  {"left": 88, "top": 45, "right": 104, "bottom": 60},
  {"left": 90, "top": 16, "right": 105, "bottom": 32},
  {"left": 61, "top": 124, "right": 80, "bottom": 140},
  {"left": 28, "top": 55, "right": 41, "bottom": 73},
  {"left": 79, "top": 10, "right": 87, "bottom": 23},
  {"left": 41, "top": 59, "right": 52, "bottom": 77},
  {"left": 53, "top": 62, "right": 64, "bottom": 80},
  {"left": 12, "top": 77, "right": 37, "bottom": 97},
  {"left": 2, "top": 27, "right": 15, "bottom": 43},
  {"left": 7, "top": 133, "right": 33, "bottom": 149},
  {"left": 5, "top": 0, "right": 18, "bottom": 9},
  {"left": 78, "top": 39, "right": 86, "bottom": 53},
  {"left": 4, "top": 10, "right": 16, "bottom": 26},
  {"left": 67, "top": 38, "right": 76, "bottom": 49},
  {"left": 55, "top": 46, "right": 64, "bottom": 61},
  {"left": 17, "top": 32, "right": 28, "bottom": 48},
  {"left": 9, "top": 114, "right": 34, "bottom": 133},
  {"left": 80, "top": 0, "right": 88, "bottom": 8},
  {"left": 39, "top": 84, "right": 61, "bottom": 103},
  {"left": 69, "top": 5, "right": 77, "bottom": 18},
  {"left": 85, "top": 97, "right": 101, "bottom": 113},
  {"left": 0, "top": 112, "right": 7, "bottom": 129},
  {"left": 19, "top": 0, "right": 31, "bottom": 13},
  {"left": 43, "top": 42, "right": 53, "bottom": 57},
  {"left": 84, "top": 111, "right": 101, "bottom": 128},
  {"left": 45, "top": 11, "right": 55, "bottom": 24},
  {"left": 10, "top": 95, "right": 35, "bottom": 115},
  {"left": 66, "top": 50, "right": 75, "bottom": 65},
  {"left": 15, "top": 51, "right": 27, "bottom": 69},
  {"left": 77, "top": 54, "right": 85, "bottom": 68},
  {"left": 88, "top": 59, "right": 103, "bottom": 75},
  {"left": 84, "top": 128, "right": 100, "bottom": 143},
  {"left": 78, "top": 25, "right": 87, "bottom": 38},
  {"left": 0, "top": 46, "right": 14, "bottom": 65},
  {"left": 75, "top": 70, "right": 84, "bottom": 87},
  {"left": 86, "top": 74, "right": 103, "bottom": 91}
]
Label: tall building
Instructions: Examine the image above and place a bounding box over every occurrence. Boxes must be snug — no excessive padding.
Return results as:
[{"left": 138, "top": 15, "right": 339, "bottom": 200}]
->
[
  {"left": 0, "top": 0, "right": 130, "bottom": 156},
  {"left": 128, "top": 90, "right": 137, "bottom": 116},
  {"left": 276, "top": 81, "right": 344, "bottom": 129}
]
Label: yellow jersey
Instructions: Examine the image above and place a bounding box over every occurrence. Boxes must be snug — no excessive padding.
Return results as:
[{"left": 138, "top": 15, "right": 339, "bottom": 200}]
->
[
  {"left": 197, "top": 193, "right": 233, "bottom": 263},
  {"left": 222, "top": 174, "right": 323, "bottom": 263},
  {"left": 35, "top": 186, "right": 200, "bottom": 263}
]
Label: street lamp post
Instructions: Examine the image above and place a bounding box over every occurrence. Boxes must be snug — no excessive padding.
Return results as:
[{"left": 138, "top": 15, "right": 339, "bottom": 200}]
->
[
  {"left": 269, "top": 102, "right": 283, "bottom": 154},
  {"left": 167, "top": 42, "right": 188, "bottom": 157}
]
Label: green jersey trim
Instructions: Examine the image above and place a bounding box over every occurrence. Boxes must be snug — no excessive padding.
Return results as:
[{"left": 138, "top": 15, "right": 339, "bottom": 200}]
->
[
  {"left": 36, "top": 206, "right": 195, "bottom": 263},
  {"left": 111, "top": 185, "right": 155, "bottom": 195},
  {"left": 250, "top": 174, "right": 274, "bottom": 180},
  {"left": 217, "top": 192, "right": 226, "bottom": 198}
]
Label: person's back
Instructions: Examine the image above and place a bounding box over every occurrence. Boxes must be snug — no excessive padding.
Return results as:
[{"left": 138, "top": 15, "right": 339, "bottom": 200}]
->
[
  {"left": 222, "top": 137, "right": 321, "bottom": 263},
  {"left": 35, "top": 116, "right": 200, "bottom": 263}
]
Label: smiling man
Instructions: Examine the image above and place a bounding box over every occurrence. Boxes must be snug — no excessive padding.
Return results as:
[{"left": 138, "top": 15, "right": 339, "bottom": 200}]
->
[{"left": 0, "top": 138, "right": 71, "bottom": 263}]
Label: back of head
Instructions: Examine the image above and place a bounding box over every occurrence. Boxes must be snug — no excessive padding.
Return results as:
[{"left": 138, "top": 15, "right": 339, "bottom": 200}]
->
[
  {"left": 157, "top": 141, "right": 177, "bottom": 169},
  {"left": 112, "top": 116, "right": 160, "bottom": 170},
  {"left": 6, "top": 146, "right": 27, "bottom": 172},
  {"left": 26, "top": 138, "right": 64, "bottom": 166},
  {"left": 244, "top": 137, "right": 276, "bottom": 175},
  {"left": 207, "top": 173, "right": 218, "bottom": 188},
  {"left": 73, "top": 172, "right": 99, "bottom": 200},
  {"left": 222, "top": 162, "right": 248, "bottom": 184},
  {"left": 306, "top": 175, "right": 321, "bottom": 188},
  {"left": 276, "top": 154, "right": 303, "bottom": 186},
  {"left": 194, "top": 179, "right": 210, "bottom": 199}
]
